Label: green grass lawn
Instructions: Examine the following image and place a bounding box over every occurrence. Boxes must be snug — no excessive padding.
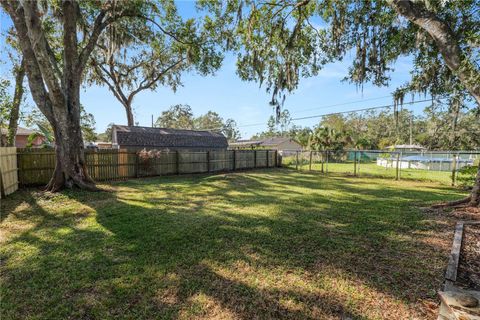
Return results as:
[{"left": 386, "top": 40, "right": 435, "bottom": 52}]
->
[
  {"left": 0, "top": 169, "right": 466, "bottom": 319},
  {"left": 285, "top": 160, "right": 453, "bottom": 185}
]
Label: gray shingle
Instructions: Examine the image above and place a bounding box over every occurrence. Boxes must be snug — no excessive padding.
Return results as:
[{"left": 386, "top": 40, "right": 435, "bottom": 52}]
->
[{"left": 113, "top": 125, "right": 228, "bottom": 149}]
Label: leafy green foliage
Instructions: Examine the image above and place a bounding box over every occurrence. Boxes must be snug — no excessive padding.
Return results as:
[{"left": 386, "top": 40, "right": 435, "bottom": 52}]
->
[
  {"left": 194, "top": 111, "right": 224, "bottom": 130},
  {"left": 24, "top": 106, "right": 97, "bottom": 143},
  {"left": 155, "top": 104, "right": 195, "bottom": 129},
  {"left": 155, "top": 104, "right": 241, "bottom": 140},
  {"left": 26, "top": 123, "right": 54, "bottom": 148},
  {"left": 458, "top": 165, "right": 479, "bottom": 189},
  {"left": 205, "top": 0, "right": 480, "bottom": 123},
  {"left": 0, "top": 78, "right": 11, "bottom": 130},
  {"left": 96, "top": 123, "right": 115, "bottom": 142}
]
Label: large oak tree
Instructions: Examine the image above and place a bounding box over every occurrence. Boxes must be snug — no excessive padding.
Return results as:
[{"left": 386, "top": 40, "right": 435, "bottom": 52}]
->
[
  {"left": 205, "top": 0, "right": 480, "bottom": 206},
  {"left": 1, "top": 0, "right": 154, "bottom": 191}
]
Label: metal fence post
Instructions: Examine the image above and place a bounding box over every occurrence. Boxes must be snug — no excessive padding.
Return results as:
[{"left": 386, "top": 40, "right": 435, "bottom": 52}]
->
[
  {"left": 321, "top": 151, "right": 324, "bottom": 173},
  {"left": 253, "top": 149, "right": 257, "bottom": 168},
  {"left": 325, "top": 150, "right": 329, "bottom": 174},
  {"left": 395, "top": 152, "right": 400, "bottom": 180},
  {"left": 451, "top": 153, "right": 458, "bottom": 186},
  {"left": 353, "top": 150, "right": 357, "bottom": 176},
  {"left": 296, "top": 151, "right": 299, "bottom": 170},
  {"left": 309, "top": 151, "right": 312, "bottom": 171},
  {"left": 266, "top": 150, "right": 269, "bottom": 167},
  {"left": 274, "top": 150, "right": 278, "bottom": 167}
]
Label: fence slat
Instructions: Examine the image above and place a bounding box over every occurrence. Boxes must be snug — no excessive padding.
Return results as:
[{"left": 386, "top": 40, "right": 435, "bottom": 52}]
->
[
  {"left": 15, "top": 148, "right": 278, "bottom": 186},
  {"left": 0, "top": 147, "right": 19, "bottom": 197}
]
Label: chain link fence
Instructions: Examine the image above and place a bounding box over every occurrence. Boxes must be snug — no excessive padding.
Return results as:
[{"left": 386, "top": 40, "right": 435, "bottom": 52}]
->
[{"left": 281, "top": 150, "right": 480, "bottom": 187}]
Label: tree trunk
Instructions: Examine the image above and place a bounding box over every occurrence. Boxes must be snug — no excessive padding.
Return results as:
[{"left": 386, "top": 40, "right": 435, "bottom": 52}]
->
[
  {"left": 471, "top": 166, "right": 480, "bottom": 207},
  {"left": 45, "top": 99, "right": 97, "bottom": 192},
  {"left": 6, "top": 58, "right": 26, "bottom": 147},
  {"left": 1, "top": 0, "right": 103, "bottom": 192},
  {"left": 125, "top": 103, "right": 134, "bottom": 126}
]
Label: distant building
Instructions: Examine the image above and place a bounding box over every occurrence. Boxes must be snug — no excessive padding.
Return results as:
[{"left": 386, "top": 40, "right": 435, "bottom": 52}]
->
[
  {"left": 84, "top": 141, "right": 113, "bottom": 149},
  {"left": 229, "top": 137, "right": 303, "bottom": 152},
  {"left": 111, "top": 125, "right": 228, "bottom": 151},
  {"left": 0, "top": 127, "right": 45, "bottom": 148},
  {"left": 385, "top": 144, "right": 427, "bottom": 152}
]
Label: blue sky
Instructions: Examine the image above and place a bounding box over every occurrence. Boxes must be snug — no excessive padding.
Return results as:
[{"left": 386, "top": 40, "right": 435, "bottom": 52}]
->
[{"left": 0, "top": 2, "right": 432, "bottom": 139}]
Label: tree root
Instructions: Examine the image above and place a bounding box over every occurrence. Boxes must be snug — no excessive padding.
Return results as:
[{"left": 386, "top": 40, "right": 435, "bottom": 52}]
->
[{"left": 431, "top": 196, "right": 472, "bottom": 208}]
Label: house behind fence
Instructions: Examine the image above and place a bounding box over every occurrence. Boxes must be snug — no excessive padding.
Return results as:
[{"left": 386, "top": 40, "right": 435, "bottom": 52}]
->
[
  {"left": 229, "top": 137, "right": 303, "bottom": 152},
  {"left": 112, "top": 125, "right": 228, "bottom": 151}
]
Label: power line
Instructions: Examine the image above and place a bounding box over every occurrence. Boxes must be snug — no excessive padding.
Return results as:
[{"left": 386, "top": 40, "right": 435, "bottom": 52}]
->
[
  {"left": 290, "top": 97, "right": 440, "bottom": 121},
  {"left": 199, "top": 97, "right": 441, "bottom": 131},
  {"left": 292, "top": 94, "right": 393, "bottom": 114}
]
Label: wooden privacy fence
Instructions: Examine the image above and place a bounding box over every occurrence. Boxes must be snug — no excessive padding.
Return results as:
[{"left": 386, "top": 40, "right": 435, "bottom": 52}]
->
[
  {"left": 0, "top": 147, "right": 19, "bottom": 198},
  {"left": 17, "top": 148, "right": 279, "bottom": 186}
]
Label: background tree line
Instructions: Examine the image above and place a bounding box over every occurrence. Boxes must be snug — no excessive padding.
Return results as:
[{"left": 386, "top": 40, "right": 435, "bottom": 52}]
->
[
  {"left": 96, "top": 104, "right": 241, "bottom": 142},
  {"left": 252, "top": 103, "right": 480, "bottom": 151}
]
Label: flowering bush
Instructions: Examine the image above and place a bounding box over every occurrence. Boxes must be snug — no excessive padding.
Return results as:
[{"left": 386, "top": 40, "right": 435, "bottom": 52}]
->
[{"left": 137, "top": 148, "right": 170, "bottom": 174}]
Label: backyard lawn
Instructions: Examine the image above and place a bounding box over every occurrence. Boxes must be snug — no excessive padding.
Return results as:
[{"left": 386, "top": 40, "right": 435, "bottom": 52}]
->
[{"left": 0, "top": 169, "right": 467, "bottom": 319}]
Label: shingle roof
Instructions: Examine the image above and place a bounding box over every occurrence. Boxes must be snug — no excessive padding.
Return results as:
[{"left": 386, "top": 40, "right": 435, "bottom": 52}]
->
[
  {"left": 0, "top": 127, "right": 38, "bottom": 136},
  {"left": 229, "top": 137, "right": 296, "bottom": 147},
  {"left": 113, "top": 125, "right": 228, "bottom": 149}
]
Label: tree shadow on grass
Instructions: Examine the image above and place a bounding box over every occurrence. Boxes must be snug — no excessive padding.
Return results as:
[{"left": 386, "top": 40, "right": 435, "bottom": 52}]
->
[{"left": 0, "top": 169, "right": 466, "bottom": 319}]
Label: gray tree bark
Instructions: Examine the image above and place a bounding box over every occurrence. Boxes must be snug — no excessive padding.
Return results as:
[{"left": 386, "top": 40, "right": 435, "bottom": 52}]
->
[
  {"left": 1, "top": 0, "right": 114, "bottom": 191},
  {"left": 6, "top": 57, "right": 25, "bottom": 147}
]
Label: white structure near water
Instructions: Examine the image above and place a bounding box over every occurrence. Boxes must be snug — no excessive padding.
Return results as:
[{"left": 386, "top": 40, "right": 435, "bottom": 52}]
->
[{"left": 376, "top": 155, "right": 474, "bottom": 172}]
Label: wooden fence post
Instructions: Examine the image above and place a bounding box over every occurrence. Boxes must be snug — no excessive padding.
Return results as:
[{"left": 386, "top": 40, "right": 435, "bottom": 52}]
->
[
  {"left": 254, "top": 150, "right": 257, "bottom": 168},
  {"left": 309, "top": 151, "right": 312, "bottom": 171},
  {"left": 233, "top": 150, "right": 236, "bottom": 171},
  {"left": 451, "top": 153, "right": 458, "bottom": 186},
  {"left": 176, "top": 150, "right": 180, "bottom": 175},
  {"left": 135, "top": 152, "right": 139, "bottom": 178},
  {"left": 207, "top": 151, "right": 211, "bottom": 173},
  {"left": 266, "top": 150, "right": 269, "bottom": 167},
  {"left": 296, "top": 151, "right": 299, "bottom": 170},
  {"left": 275, "top": 150, "right": 278, "bottom": 167}
]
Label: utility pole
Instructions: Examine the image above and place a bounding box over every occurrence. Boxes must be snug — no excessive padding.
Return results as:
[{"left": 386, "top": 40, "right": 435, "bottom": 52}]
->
[{"left": 151, "top": 115, "right": 154, "bottom": 127}]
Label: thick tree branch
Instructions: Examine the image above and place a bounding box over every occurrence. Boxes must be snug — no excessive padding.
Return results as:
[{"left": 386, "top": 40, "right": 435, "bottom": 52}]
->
[
  {"left": 390, "top": 0, "right": 480, "bottom": 106},
  {"left": 128, "top": 57, "right": 186, "bottom": 101},
  {"left": 21, "top": 1, "right": 64, "bottom": 100},
  {"left": 1, "top": 1, "right": 55, "bottom": 124},
  {"left": 63, "top": 0, "right": 79, "bottom": 93},
  {"left": 6, "top": 57, "right": 25, "bottom": 146},
  {"left": 77, "top": 9, "right": 107, "bottom": 76}
]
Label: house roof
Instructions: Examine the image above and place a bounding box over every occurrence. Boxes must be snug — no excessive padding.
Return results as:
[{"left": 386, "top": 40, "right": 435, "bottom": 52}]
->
[
  {"left": 0, "top": 127, "right": 38, "bottom": 136},
  {"left": 113, "top": 125, "right": 228, "bottom": 149},
  {"left": 229, "top": 137, "right": 298, "bottom": 147}
]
